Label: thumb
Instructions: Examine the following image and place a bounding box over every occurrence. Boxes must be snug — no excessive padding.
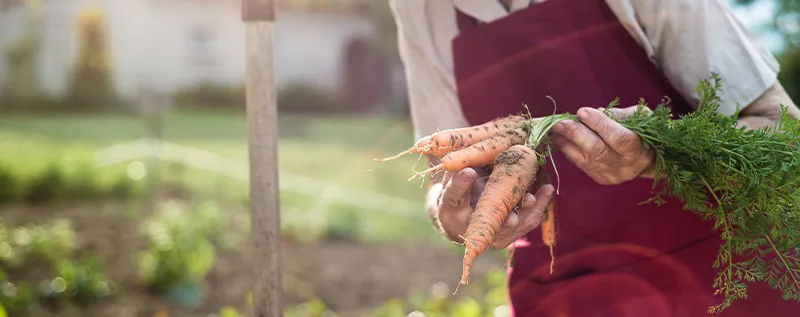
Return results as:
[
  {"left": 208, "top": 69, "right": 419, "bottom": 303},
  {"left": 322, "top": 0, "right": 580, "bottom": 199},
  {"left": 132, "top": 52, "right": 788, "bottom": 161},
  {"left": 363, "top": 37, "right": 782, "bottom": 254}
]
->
[{"left": 439, "top": 168, "right": 477, "bottom": 211}]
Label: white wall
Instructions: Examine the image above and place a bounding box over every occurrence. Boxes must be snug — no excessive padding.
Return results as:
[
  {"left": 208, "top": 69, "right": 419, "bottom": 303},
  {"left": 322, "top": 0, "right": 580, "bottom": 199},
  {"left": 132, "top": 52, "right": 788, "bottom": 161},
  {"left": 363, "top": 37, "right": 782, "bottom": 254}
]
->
[{"left": 0, "top": 0, "right": 377, "bottom": 99}]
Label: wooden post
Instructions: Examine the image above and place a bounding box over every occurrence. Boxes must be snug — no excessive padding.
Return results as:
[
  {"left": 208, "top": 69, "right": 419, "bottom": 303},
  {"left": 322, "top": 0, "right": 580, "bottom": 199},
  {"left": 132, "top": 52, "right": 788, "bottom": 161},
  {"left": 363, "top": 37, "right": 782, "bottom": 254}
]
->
[{"left": 243, "top": 0, "right": 280, "bottom": 316}]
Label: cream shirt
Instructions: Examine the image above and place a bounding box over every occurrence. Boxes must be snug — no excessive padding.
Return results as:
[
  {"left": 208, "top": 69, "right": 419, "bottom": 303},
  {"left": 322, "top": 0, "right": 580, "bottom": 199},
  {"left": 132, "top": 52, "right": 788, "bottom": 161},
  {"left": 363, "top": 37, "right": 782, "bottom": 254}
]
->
[{"left": 389, "top": 0, "right": 781, "bottom": 140}]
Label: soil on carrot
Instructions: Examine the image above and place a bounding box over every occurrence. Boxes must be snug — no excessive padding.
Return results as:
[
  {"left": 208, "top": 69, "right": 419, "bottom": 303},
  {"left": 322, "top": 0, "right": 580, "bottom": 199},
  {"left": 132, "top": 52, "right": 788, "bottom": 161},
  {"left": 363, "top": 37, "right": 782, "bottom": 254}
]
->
[{"left": 1, "top": 201, "right": 507, "bottom": 317}]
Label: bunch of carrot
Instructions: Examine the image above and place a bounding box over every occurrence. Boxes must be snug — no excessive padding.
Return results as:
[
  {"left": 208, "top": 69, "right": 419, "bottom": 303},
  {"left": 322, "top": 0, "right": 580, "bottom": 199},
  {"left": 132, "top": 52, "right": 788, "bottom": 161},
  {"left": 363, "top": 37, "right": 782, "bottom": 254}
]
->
[
  {"left": 380, "top": 75, "right": 800, "bottom": 313},
  {"left": 379, "top": 110, "right": 573, "bottom": 286}
]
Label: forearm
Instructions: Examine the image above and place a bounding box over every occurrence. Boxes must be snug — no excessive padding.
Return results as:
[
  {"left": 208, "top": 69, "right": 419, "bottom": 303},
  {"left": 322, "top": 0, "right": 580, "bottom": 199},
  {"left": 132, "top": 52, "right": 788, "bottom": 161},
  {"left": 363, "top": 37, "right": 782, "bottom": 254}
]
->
[{"left": 735, "top": 81, "right": 800, "bottom": 130}]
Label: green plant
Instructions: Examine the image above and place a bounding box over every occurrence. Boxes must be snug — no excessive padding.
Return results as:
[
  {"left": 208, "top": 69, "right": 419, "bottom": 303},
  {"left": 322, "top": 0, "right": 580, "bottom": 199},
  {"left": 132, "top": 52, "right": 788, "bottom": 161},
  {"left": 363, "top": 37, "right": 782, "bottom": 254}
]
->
[
  {"left": 137, "top": 201, "right": 219, "bottom": 293},
  {"left": 323, "top": 205, "right": 363, "bottom": 241},
  {"left": 26, "top": 219, "right": 77, "bottom": 265},
  {"left": 0, "top": 156, "right": 145, "bottom": 206},
  {"left": 371, "top": 269, "right": 510, "bottom": 317},
  {"left": 172, "top": 82, "right": 245, "bottom": 109},
  {"left": 608, "top": 74, "right": 800, "bottom": 313},
  {"left": 22, "top": 163, "right": 64, "bottom": 204},
  {"left": 219, "top": 305, "right": 243, "bottom": 317},
  {"left": 0, "top": 166, "right": 16, "bottom": 205},
  {"left": 37, "top": 254, "right": 116, "bottom": 308},
  {"left": 0, "top": 269, "right": 35, "bottom": 314},
  {"left": 283, "top": 298, "right": 335, "bottom": 317},
  {"left": 277, "top": 82, "right": 348, "bottom": 114},
  {"left": 0, "top": 218, "right": 77, "bottom": 268}
]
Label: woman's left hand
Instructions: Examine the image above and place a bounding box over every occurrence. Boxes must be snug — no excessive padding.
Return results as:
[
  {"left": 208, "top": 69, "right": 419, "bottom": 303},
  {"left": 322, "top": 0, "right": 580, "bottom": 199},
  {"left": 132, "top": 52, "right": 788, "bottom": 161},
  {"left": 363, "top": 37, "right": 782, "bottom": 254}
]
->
[{"left": 549, "top": 106, "right": 655, "bottom": 185}]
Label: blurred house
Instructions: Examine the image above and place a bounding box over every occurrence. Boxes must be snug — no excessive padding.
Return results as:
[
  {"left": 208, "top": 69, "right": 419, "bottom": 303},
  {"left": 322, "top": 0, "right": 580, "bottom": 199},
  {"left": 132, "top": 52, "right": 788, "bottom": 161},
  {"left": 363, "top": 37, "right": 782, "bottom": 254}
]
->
[{"left": 0, "top": 0, "right": 407, "bottom": 113}]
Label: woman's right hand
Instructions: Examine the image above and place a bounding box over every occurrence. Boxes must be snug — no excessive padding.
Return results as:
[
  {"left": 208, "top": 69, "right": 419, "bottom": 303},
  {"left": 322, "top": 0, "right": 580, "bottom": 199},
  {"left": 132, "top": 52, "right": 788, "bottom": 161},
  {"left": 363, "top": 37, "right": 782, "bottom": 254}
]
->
[{"left": 427, "top": 167, "right": 555, "bottom": 250}]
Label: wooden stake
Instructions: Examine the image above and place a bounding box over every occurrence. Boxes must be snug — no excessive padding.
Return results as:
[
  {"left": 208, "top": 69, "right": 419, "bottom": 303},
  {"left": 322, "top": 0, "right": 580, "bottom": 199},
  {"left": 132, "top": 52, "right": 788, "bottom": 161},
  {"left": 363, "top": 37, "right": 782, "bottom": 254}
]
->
[{"left": 242, "top": 0, "right": 280, "bottom": 316}]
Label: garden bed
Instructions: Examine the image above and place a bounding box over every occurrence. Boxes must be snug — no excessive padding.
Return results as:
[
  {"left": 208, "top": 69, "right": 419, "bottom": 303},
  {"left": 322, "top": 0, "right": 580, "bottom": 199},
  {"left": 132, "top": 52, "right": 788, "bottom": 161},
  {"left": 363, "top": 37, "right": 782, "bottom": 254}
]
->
[{"left": 1, "top": 200, "right": 507, "bottom": 317}]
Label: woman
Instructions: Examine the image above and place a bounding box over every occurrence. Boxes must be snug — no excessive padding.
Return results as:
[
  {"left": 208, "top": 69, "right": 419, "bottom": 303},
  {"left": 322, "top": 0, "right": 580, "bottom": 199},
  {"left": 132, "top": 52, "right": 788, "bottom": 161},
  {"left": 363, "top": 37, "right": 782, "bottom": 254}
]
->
[{"left": 389, "top": 0, "right": 800, "bottom": 316}]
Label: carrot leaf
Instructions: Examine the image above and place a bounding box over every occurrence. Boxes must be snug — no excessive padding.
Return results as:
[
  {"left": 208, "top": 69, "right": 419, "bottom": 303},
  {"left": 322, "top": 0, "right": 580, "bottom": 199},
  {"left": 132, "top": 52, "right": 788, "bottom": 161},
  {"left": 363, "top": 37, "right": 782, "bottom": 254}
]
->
[{"left": 611, "top": 73, "right": 800, "bottom": 313}]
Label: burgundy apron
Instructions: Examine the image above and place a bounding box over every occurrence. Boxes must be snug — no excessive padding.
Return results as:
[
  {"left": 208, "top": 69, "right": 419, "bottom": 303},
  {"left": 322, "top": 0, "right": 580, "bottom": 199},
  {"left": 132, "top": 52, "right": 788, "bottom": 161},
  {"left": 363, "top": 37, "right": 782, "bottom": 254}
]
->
[{"left": 451, "top": 0, "right": 800, "bottom": 316}]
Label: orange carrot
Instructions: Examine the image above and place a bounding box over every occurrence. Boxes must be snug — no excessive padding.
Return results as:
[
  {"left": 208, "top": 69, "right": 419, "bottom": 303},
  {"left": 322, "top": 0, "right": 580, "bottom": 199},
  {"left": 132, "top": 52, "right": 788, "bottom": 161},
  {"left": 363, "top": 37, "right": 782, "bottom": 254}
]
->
[
  {"left": 376, "top": 115, "right": 525, "bottom": 162},
  {"left": 409, "top": 129, "right": 527, "bottom": 181},
  {"left": 459, "top": 144, "right": 539, "bottom": 285},
  {"left": 542, "top": 200, "right": 556, "bottom": 275},
  {"left": 533, "top": 169, "right": 557, "bottom": 275}
]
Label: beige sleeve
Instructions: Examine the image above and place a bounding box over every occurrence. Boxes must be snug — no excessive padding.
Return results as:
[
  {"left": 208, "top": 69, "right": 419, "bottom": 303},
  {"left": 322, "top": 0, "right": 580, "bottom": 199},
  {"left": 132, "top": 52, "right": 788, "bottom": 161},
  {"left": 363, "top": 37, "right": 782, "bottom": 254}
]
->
[
  {"left": 613, "top": 0, "right": 781, "bottom": 116},
  {"left": 389, "top": 0, "right": 470, "bottom": 140}
]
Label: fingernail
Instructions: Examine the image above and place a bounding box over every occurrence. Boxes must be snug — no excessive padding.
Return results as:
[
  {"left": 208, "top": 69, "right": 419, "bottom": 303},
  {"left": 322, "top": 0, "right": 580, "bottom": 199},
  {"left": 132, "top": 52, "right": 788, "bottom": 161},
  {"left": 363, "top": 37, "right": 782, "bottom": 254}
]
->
[
  {"left": 577, "top": 108, "right": 591, "bottom": 121},
  {"left": 522, "top": 193, "right": 536, "bottom": 207},
  {"left": 505, "top": 212, "right": 519, "bottom": 227},
  {"left": 458, "top": 169, "right": 475, "bottom": 182}
]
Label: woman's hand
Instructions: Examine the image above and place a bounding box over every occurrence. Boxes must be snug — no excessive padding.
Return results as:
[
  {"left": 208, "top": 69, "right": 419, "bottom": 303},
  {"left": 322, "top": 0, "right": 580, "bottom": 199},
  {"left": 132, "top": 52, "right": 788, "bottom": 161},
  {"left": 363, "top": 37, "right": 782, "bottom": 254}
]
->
[
  {"left": 426, "top": 167, "right": 555, "bottom": 249},
  {"left": 549, "top": 106, "right": 656, "bottom": 185}
]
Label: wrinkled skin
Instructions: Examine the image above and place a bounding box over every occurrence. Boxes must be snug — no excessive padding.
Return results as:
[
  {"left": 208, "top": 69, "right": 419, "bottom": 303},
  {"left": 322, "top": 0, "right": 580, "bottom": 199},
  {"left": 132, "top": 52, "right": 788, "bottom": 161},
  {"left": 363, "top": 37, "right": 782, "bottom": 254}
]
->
[
  {"left": 428, "top": 167, "right": 555, "bottom": 249},
  {"left": 550, "top": 106, "right": 656, "bottom": 185}
]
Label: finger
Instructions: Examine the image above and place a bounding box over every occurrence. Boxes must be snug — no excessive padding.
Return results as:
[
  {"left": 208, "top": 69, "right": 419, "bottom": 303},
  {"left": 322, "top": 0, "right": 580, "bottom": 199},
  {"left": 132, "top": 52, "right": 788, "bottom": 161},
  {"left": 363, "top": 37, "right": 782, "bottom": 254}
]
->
[
  {"left": 577, "top": 107, "right": 641, "bottom": 154},
  {"left": 504, "top": 210, "right": 520, "bottom": 227},
  {"left": 441, "top": 170, "right": 456, "bottom": 186},
  {"left": 550, "top": 118, "right": 607, "bottom": 156},
  {"left": 435, "top": 171, "right": 456, "bottom": 206},
  {"left": 517, "top": 184, "right": 554, "bottom": 230},
  {"left": 439, "top": 168, "right": 477, "bottom": 212},
  {"left": 550, "top": 133, "right": 590, "bottom": 169},
  {"left": 491, "top": 190, "right": 550, "bottom": 249}
]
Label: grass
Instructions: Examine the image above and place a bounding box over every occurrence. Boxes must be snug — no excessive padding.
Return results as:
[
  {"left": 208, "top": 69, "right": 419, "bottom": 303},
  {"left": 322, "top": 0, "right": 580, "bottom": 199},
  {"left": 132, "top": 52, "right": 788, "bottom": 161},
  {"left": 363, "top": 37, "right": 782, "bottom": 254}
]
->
[{"left": 0, "top": 109, "right": 435, "bottom": 242}]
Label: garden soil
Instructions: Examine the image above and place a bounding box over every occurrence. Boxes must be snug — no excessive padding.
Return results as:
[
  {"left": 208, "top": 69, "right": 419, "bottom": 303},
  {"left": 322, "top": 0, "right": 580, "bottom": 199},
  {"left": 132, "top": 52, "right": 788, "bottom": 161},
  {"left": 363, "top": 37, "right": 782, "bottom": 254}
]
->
[{"left": 1, "top": 201, "right": 506, "bottom": 317}]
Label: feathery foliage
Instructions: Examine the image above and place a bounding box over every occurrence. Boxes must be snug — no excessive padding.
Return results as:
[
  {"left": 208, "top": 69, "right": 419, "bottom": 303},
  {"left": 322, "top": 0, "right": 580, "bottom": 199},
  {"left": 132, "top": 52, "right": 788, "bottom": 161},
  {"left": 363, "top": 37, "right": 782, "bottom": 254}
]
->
[{"left": 603, "top": 73, "right": 800, "bottom": 313}]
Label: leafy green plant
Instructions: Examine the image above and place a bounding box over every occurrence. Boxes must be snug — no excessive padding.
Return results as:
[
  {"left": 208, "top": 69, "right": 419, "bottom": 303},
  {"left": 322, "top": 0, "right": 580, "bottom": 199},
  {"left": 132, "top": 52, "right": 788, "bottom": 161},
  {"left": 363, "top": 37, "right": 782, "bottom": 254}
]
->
[
  {"left": 37, "top": 254, "right": 116, "bottom": 308},
  {"left": 605, "top": 74, "right": 800, "bottom": 312},
  {"left": 371, "top": 269, "right": 510, "bottom": 317},
  {"left": 22, "top": 163, "right": 64, "bottom": 204},
  {"left": 0, "top": 166, "right": 16, "bottom": 205},
  {"left": 172, "top": 82, "right": 245, "bottom": 110},
  {"left": 137, "top": 201, "right": 219, "bottom": 294},
  {"left": 0, "top": 218, "right": 77, "bottom": 268},
  {"left": 323, "top": 205, "right": 363, "bottom": 241},
  {"left": 0, "top": 156, "right": 144, "bottom": 206},
  {"left": 277, "top": 82, "right": 348, "bottom": 114},
  {"left": 219, "top": 305, "right": 243, "bottom": 317},
  {"left": 0, "top": 269, "right": 35, "bottom": 314},
  {"left": 284, "top": 298, "right": 336, "bottom": 317}
]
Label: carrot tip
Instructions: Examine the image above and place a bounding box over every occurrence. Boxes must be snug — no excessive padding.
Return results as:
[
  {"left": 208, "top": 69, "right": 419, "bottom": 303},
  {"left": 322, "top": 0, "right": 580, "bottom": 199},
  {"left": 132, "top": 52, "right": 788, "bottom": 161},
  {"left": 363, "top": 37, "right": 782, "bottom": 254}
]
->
[{"left": 548, "top": 245, "right": 555, "bottom": 275}]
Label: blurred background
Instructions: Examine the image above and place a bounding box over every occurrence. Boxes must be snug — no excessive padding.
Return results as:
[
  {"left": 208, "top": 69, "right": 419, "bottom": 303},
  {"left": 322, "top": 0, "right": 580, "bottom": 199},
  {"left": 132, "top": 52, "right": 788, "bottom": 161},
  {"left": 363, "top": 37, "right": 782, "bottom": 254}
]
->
[{"left": 0, "top": 0, "right": 796, "bottom": 316}]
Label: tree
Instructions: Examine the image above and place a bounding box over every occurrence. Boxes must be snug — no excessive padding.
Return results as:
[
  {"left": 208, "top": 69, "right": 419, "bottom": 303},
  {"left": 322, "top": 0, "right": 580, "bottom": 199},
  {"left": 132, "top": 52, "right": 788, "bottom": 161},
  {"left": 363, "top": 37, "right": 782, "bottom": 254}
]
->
[
  {"left": 1, "top": 0, "right": 44, "bottom": 108},
  {"left": 63, "top": 2, "right": 117, "bottom": 110}
]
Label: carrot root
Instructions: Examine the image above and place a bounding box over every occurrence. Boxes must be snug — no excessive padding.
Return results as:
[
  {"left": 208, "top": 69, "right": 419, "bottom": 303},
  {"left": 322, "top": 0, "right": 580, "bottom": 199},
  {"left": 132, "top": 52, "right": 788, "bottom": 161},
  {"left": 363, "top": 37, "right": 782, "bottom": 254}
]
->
[
  {"left": 542, "top": 200, "right": 556, "bottom": 275},
  {"left": 460, "top": 144, "right": 539, "bottom": 285},
  {"left": 374, "top": 149, "right": 412, "bottom": 162},
  {"left": 408, "top": 163, "right": 443, "bottom": 181}
]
